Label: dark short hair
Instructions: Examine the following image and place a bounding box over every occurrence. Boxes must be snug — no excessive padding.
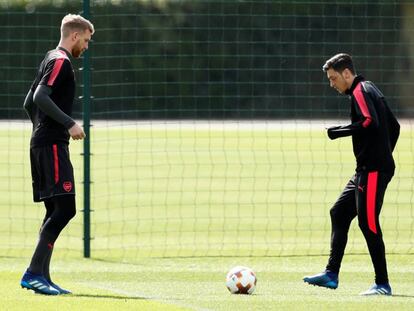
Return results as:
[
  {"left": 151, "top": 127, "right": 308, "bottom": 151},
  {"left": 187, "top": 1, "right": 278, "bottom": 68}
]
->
[{"left": 322, "top": 53, "right": 355, "bottom": 74}]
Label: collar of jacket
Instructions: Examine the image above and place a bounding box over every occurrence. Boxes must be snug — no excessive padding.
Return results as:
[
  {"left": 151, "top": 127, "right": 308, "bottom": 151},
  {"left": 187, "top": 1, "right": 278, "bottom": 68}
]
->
[
  {"left": 345, "top": 74, "right": 365, "bottom": 95},
  {"left": 57, "top": 46, "right": 73, "bottom": 61}
]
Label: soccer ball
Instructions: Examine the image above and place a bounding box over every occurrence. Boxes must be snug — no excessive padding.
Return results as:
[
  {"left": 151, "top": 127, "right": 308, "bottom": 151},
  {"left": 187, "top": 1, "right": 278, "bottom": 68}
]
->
[{"left": 225, "top": 266, "right": 257, "bottom": 294}]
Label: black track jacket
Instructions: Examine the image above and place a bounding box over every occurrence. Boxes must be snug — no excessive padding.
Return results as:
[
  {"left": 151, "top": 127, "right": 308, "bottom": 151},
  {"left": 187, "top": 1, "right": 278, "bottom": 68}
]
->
[{"left": 327, "top": 75, "right": 400, "bottom": 174}]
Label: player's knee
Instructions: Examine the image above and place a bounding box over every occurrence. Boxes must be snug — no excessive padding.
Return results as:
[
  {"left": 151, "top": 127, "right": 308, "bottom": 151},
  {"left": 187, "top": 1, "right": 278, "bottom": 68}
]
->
[
  {"left": 52, "top": 195, "right": 76, "bottom": 222},
  {"left": 330, "top": 207, "right": 340, "bottom": 220},
  {"left": 61, "top": 201, "right": 76, "bottom": 222},
  {"left": 358, "top": 220, "right": 368, "bottom": 233},
  {"left": 358, "top": 221, "right": 382, "bottom": 237},
  {"left": 67, "top": 205, "right": 76, "bottom": 220}
]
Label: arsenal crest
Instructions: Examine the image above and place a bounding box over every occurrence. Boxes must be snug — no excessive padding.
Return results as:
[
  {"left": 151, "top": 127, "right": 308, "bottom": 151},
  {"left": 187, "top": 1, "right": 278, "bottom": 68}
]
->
[{"left": 63, "top": 181, "right": 72, "bottom": 192}]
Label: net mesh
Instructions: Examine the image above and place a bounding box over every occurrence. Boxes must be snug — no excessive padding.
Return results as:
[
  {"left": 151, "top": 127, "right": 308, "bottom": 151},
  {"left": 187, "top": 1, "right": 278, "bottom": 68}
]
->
[{"left": 0, "top": 0, "right": 413, "bottom": 260}]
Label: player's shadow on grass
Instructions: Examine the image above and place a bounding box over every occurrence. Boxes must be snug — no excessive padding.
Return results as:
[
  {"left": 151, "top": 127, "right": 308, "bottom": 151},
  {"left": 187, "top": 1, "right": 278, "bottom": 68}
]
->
[
  {"left": 392, "top": 294, "right": 414, "bottom": 299},
  {"left": 69, "top": 293, "right": 146, "bottom": 300}
]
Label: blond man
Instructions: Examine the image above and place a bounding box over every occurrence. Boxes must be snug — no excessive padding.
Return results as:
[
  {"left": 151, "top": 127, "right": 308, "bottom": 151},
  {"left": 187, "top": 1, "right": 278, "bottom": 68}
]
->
[{"left": 21, "top": 14, "right": 94, "bottom": 295}]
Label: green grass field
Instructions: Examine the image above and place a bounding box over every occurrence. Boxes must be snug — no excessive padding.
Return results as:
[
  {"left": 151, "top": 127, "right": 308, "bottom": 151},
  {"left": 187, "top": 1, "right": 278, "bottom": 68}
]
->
[
  {"left": 1, "top": 120, "right": 414, "bottom": 310},
  {"left": 2, "top": 255, "right": 414, "bottom": 310}
]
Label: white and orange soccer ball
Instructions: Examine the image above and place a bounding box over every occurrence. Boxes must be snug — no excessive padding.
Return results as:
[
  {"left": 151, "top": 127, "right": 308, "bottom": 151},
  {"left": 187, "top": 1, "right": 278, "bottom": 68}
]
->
[{"left": 225, "top": 266, "right": 257, "bottom": 295}]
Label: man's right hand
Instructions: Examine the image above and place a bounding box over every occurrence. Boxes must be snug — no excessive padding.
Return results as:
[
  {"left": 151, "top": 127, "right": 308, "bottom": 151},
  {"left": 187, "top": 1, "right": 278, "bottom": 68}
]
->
[
  {"left": 327, "top": 126, "right": 340, "bottom": 140},
  {"left": 68, "top": 123, "right": 86, "bottom": 140}
]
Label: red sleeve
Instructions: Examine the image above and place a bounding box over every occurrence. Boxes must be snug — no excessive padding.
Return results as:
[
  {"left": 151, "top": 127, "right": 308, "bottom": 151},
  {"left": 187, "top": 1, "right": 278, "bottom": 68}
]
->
[
  {"left": 353, "top": 83, "right": 372, "bottom": 128},
  {"left": 46, "top": 58, "right": 65, "bottom": 86},
  {"left": 39, "top": 51, "right": 70, "bottom": 88}
]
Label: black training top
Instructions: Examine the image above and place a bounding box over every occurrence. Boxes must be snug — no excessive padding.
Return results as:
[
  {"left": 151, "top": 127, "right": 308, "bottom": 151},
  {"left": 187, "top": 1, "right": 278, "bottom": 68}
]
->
[
  {"left": 327, "top": 75, "right": 400, "bottom": 173},
  {"left": 29, "top": 47, "right": 75, "bottom": 147}
]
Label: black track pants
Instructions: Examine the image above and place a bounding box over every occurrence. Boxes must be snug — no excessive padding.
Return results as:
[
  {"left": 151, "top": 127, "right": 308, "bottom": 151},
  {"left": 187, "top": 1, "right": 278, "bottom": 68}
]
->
[{"left": 326, "top": 171, "right": 392, "bottom": 284}]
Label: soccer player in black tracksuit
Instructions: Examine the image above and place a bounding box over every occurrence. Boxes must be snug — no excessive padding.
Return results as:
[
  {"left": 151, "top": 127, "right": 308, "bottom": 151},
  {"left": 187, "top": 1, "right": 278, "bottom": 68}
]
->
[
  {"left": 20, "top": 14, "right": 94, "bottom": 295},
  {"left": 303, "top": 53, "right": 400, "bottom": 296}
]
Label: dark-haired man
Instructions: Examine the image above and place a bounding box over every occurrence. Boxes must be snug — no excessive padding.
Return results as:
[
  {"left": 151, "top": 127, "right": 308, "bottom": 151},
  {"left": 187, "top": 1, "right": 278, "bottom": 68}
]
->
[{"left": 303, "top": 53, "right": 400, "bottom": 296}]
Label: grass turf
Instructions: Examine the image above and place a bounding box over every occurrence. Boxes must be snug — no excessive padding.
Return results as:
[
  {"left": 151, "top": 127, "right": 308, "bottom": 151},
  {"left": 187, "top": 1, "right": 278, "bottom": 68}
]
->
[
  {"left": 1, "top": 121, "right": 414, "bottom": 309},
  {"left": 2, "top": 254, "right": 414, "bottom": 310}
]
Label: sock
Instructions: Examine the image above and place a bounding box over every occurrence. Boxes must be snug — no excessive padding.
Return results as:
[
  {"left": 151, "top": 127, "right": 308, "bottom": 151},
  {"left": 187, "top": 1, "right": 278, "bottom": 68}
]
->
[
  {"left": 28, "top": 229, "right": 56, "bottom": 275},
  {"left": 43, "top": 247, "right": 53, "bottom": 282}
]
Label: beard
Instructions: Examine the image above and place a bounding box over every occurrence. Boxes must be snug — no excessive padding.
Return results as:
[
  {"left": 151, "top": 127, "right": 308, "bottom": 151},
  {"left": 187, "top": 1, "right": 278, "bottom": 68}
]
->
[{"left": 72, "top": 43, "right": 84, "bottom": 58}]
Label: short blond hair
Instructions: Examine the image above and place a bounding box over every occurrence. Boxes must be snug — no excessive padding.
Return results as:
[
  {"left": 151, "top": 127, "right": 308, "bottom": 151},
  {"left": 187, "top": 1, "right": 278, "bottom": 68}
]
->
[{"left": 61, "top": 14, "right": 94, "bottom": 38}]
